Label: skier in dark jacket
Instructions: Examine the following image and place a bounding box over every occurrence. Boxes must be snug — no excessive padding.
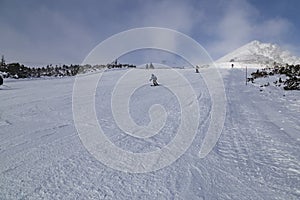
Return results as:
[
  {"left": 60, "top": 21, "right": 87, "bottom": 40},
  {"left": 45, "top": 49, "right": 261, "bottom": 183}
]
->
[{"left": 149, "top": 74, "right": 159, "bottom": 86}]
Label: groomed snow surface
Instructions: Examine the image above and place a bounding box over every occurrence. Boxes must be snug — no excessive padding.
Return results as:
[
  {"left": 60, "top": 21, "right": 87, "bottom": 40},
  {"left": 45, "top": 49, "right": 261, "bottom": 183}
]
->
[{"left": 0, "top": 64, "right": 299, "bottom": 199}]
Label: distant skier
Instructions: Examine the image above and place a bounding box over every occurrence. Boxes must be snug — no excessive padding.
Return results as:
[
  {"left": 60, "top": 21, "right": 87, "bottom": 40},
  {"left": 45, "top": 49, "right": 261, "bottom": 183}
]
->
[
  {"left": 195, "top": 65, "right": 199, "bottom": 73},
  {"left": 0, "top": 74, "right": 3, "bottom": 86},
  {"left": 149, "top": 74, "right": 159, "bottom": 86}
]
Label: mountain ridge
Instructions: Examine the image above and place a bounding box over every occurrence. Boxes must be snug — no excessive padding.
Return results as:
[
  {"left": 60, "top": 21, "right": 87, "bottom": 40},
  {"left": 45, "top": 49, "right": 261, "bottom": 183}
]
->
[{"left": 216, "top": 40, "right": 300, "bottom": 65}]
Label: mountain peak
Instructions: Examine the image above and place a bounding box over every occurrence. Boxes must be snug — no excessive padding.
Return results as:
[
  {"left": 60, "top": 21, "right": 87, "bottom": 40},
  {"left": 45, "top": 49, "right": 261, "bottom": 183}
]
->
[
  {"left": 217, "top": 40, "right": 300, "bottom": 65},
  {"left": 249, "top": 40, "right": 261, "bottom": 45}
]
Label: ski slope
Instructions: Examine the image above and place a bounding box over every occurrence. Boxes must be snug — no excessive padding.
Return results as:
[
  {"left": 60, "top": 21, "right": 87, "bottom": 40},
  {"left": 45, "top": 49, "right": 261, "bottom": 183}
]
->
[{"left": 0, "top": 67, "right": 299, "bottom": 199}]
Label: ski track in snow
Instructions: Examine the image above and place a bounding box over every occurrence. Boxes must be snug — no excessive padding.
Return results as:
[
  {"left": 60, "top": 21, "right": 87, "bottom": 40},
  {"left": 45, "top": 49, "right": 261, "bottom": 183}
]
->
[{"left": 0, "top": 67, "right": 299, "bottom": 199}]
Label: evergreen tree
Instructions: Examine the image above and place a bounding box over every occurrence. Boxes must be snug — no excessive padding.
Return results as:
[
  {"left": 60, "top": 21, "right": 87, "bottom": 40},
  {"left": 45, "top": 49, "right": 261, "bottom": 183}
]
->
[
  {"left": 0, "top": 74, "right": 3, "bottom": 85},
  {"left": 149, "top": 63, "right": 154, "bottom": 69},
  {"left": 0, "top": 55, "right": 5, "bottom": 66}
]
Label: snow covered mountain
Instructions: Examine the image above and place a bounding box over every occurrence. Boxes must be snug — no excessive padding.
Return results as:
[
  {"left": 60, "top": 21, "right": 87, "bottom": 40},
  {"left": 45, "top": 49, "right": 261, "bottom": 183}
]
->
[{"left": 217, "top": 40, "right": 300, "bottom": 65}]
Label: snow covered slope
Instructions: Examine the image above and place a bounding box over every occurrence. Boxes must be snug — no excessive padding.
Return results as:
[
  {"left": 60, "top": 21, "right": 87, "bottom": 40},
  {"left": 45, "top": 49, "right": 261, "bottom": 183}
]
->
[
  {"left": 217, "top": 40, "right": 300, "bottom": 65},
  {"left": 0, "top": 68, "right": 299, "bottom": 199}
]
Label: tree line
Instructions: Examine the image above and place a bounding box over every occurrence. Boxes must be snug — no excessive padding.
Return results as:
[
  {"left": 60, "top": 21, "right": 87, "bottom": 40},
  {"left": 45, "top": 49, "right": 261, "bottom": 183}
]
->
[
  {"left": 0, "top": 60, "right": 136, "bottom": 79},
  {"left": 0, "top": 63, "right": 81, "bottom": 78}
]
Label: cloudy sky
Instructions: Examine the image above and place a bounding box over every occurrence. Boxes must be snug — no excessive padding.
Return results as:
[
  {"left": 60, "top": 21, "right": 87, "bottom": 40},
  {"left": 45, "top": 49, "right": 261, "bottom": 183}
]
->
[{"left": 0, "top": 0, "right": 299, "bottom": 65}]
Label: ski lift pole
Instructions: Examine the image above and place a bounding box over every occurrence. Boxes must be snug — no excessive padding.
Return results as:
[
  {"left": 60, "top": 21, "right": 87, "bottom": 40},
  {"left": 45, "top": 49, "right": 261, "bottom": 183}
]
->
[{"left": 245, "top": 65, "right": 248, "bottom": 85}]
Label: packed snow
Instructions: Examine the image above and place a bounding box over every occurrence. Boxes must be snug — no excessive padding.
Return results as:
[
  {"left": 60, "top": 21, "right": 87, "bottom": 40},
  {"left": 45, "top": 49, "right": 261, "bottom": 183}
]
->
[{"left": 0, "top": 65, "right": 299, "bottom": 199}]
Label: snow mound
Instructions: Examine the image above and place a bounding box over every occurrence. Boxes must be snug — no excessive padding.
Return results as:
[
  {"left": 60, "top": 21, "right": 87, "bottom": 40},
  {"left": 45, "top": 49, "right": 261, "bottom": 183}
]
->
[{"left": 216, "top": 40, "right": 300, "bottom": 65}]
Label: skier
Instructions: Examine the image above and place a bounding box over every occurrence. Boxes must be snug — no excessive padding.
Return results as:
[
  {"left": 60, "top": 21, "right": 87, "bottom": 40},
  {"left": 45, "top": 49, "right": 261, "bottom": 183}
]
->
[
  {"left": 149, "top": 74, "right": 159, "bottom": 86},
  {"left": 0, "top": 74, "right": 3, "bottom": 86},
  {"left": 195, "top": 65, "right": 199, "bottom": 73}
]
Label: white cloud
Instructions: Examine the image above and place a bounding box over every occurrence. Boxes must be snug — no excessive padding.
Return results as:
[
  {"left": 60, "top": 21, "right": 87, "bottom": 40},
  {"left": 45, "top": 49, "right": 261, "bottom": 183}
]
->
[
  {"left": 114, "top": 0, "right": 206, "bottom": 65},
  {"left": 130, "top": 0, "right": 204, "bottom": 33},
  {"left": 208, "top": 0, "right": 293, "bottom": 59}
]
